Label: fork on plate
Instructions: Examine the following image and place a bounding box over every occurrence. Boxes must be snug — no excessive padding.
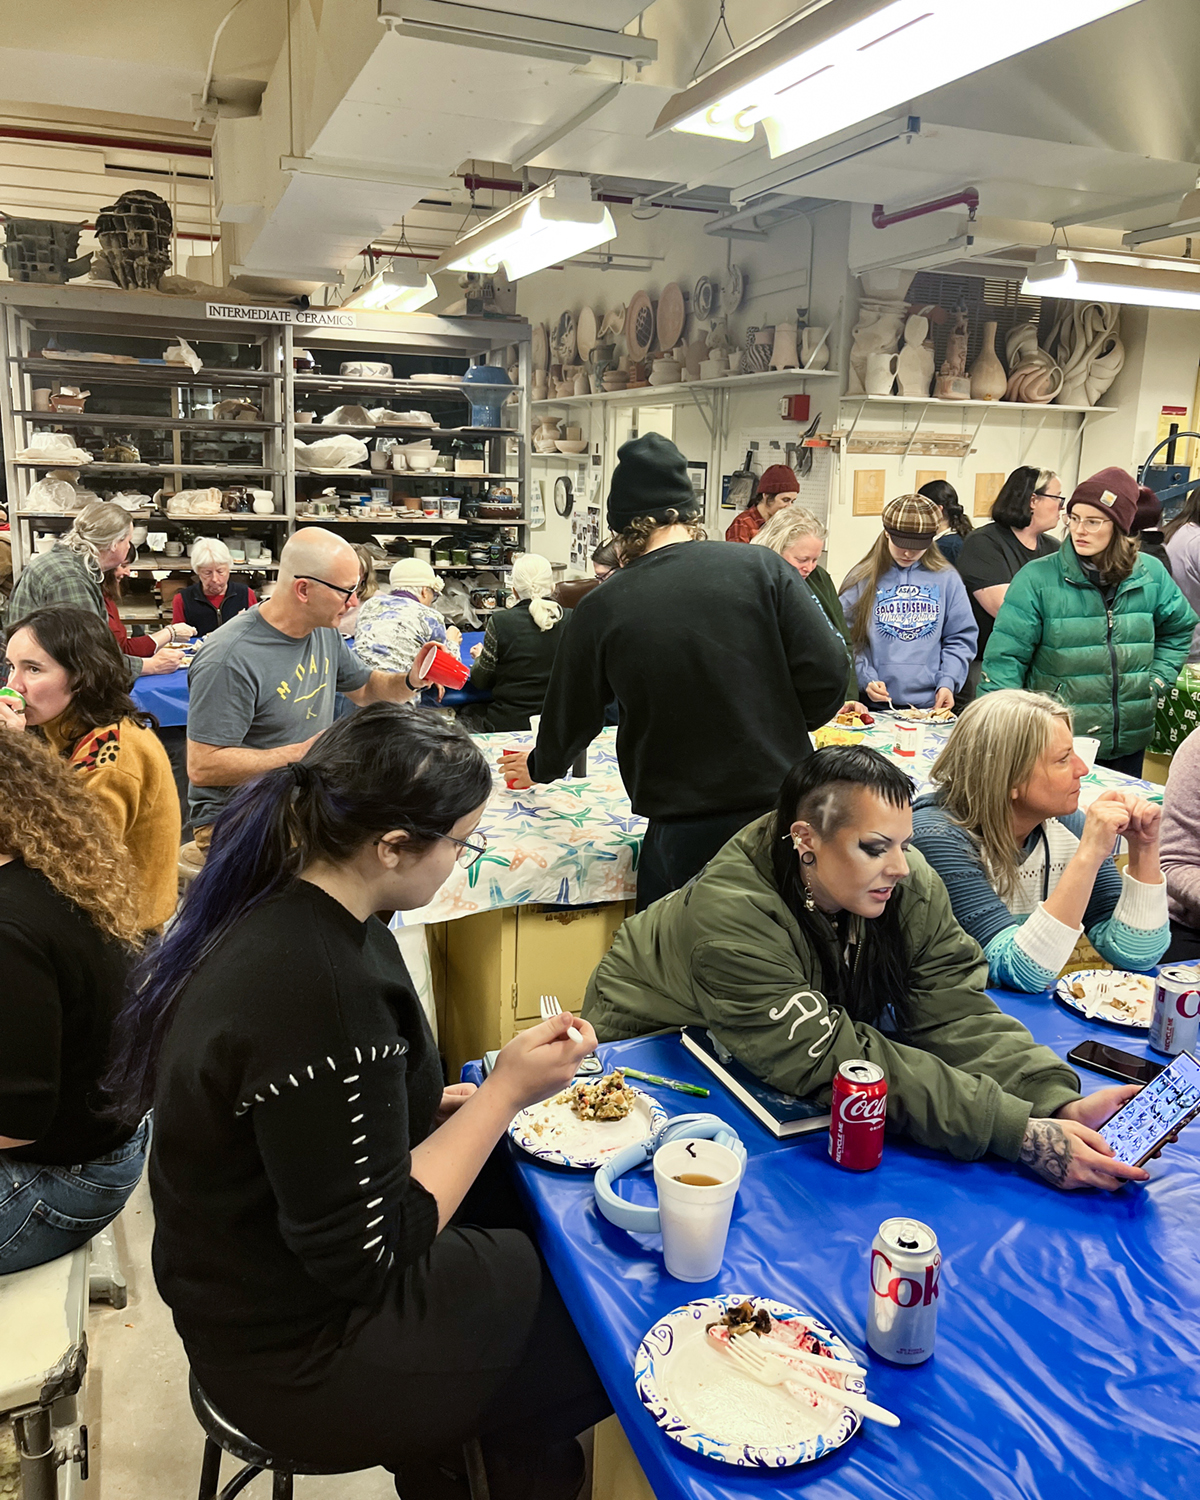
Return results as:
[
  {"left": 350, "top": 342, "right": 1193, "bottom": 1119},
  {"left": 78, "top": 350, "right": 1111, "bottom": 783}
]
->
[{"left": 721, "top": 1336, "right": 900, "bottom": 1426}]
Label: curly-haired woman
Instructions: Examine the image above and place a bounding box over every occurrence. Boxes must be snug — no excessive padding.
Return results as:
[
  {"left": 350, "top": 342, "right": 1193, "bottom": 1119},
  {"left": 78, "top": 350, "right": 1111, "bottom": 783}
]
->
[
  {"left": 0, "top": 731, "right": 148, "bottom": 1273},
  {"left": 2, "top": 607, "right": 180, "bottom": 930}
]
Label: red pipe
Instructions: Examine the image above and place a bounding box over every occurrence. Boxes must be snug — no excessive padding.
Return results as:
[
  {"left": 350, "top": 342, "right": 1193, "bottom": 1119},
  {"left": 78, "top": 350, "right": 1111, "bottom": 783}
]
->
[
  {"left": 872, "top": 187, "right": 978, "bottom": 229},
  {"left": 0, "top": 124, "right": 212, "bottom": 159}
]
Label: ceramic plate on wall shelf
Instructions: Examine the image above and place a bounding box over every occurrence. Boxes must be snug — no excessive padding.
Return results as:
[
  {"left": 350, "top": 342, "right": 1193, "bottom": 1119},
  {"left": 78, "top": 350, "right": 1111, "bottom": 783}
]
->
[
  {"left": 577, "top": 307, "right": 597, "bottom": 362},
  {"left": 693, "top": 276, "right": 716, "bottom": 321},
  {"left": 656, "top": 283, "right": 687, "bottom": 353},
  {"left": 532, "top": 323, "right": 549, "bottom": 373},
  {"left": 626, "top": 292, "right": 656, "bottom": 360},
  {"left": 552, "top": 311, "right": 577, "bottom": 367},
  {"left": 723, "top": 263, "right": 746, "bottom": 312}
]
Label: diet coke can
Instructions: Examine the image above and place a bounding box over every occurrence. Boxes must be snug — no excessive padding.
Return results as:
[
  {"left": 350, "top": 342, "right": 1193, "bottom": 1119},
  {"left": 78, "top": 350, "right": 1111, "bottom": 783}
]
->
[
  {"left": 866, "top": 1217, "right": 941, "bottom": 1364},
  {"left": 1149, "top": 964, "right": 1200, "bottom": 1056},
  {"left": 829, "top": 1059, "right": 887, "bottom": 1170}
]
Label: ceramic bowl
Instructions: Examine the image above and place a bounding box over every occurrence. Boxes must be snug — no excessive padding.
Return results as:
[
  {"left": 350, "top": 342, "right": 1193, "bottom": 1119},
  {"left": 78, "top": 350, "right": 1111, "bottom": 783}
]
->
[
  {"left": 555, "top": 440, "right": 588, "bottom": 453},
  {"left": 405, "top": 452, "right": 438, "bottom": 472}
]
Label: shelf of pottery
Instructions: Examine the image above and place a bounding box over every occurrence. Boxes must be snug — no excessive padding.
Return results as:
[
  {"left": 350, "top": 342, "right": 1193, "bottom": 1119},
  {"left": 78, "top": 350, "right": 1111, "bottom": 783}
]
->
[
  {"left": 834, "top": 283, "right": 1122, "bottom": 462},
  {"left": 285, "top": 331, "right": 529, "bottom": 607},
  {"left": 528, "top": 274, "right": 838, "bottom": 409}
]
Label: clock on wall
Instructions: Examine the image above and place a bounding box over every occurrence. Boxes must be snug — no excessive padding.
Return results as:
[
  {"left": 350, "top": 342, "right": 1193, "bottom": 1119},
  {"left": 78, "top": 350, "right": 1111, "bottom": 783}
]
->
[{"left": 554, "top": 474, "right": 574, "bottom": 518}]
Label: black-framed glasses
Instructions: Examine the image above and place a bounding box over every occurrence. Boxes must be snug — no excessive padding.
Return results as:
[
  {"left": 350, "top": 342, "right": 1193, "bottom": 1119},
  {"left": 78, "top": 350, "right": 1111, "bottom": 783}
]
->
[
  {"left": 295, "top": 574, "right": 359, "bottom": 602},
  {"left": 1034, "top": 489, "right": 1064, "bottom": 503},
  {"left": 377, "top": 830, "right": 488, "bottom": 868}
]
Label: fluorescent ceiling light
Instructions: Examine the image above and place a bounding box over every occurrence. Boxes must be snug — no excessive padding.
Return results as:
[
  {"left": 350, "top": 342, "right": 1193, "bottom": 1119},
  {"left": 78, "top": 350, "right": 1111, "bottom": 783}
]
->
[
  {"left": 341, "top": 265, "right": 436, "bottom": 312},
  {"left": 1022, "top": 246, "right": 1200, "bottom": 309},
  {"left": 653, "top": 0, "right": 1144, "bottom": 159},
  {"left": 431, "top": 178, "right": 616, "bottom": 280}
]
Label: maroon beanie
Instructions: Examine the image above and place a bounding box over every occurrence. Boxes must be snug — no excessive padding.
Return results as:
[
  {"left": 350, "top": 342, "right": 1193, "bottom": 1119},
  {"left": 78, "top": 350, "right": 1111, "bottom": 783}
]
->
[
  {"left": 756, "top": 464, "right": 799, "bottom": 497},
  {"left": 1133, "top": 485, "right": 1163, "bottom": 535},
  {"left": 1066, "top": 466, "right": 1139, "bottom": 535}
]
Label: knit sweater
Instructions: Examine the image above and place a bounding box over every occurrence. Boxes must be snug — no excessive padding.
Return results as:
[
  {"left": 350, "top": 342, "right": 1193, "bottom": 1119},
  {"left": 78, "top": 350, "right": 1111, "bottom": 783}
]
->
[
  {"left": 1165, "top": 522, "right": 1200, "bottom": 663},
  {"left": 43, "top": 713, "right": 180, "bottom": 931},
  {"left": 1161, "top": 723, "right": 1200, "bottom": 927},
  {"left": 911, "top": 795, "right": 1168, "bottom": 992},
  {"left": 149, "top": 881, "right": 442, "bottom": 1362},
  {"left": 527, "top": 540, "right": 849, "bottom": 820}
]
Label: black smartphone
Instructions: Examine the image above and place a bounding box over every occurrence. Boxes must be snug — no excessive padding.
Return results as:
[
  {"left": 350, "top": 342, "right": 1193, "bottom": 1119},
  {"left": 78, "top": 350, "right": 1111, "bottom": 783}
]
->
[
  {"left": 1100, "top": 1051, "right": 1200, "bottom": 1166},
  {"left": 1067, "top": 1040, "right": 1165, "bottom": 1085}
]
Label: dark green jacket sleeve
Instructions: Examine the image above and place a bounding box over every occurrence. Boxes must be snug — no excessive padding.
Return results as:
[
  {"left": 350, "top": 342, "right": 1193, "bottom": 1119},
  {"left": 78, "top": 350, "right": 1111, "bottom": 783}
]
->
[
  {"left": 806, "top": 566, "right": 858, "bottom": 702},
  {"left": 979, "top": 562, "right": 1043, "bottom": 694}
]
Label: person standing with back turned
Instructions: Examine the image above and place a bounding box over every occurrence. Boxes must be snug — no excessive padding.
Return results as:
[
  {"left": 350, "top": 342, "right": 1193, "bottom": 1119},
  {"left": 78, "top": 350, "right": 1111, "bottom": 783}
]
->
[{"left": 501, "top": 434, "right": 849, "bottom": 908}]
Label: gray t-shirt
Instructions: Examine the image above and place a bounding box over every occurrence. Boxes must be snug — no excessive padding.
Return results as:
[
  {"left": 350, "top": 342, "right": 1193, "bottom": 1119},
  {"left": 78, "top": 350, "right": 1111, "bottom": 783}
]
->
[{"left": 186, "top": 607, "right": 371, "bottom": 828}]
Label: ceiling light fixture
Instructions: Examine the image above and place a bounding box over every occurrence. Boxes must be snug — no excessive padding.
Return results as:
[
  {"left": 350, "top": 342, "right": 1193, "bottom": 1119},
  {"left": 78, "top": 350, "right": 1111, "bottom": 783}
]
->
[
  {"left": 653, "top": 0, "right": 1144, "bottom": 159},
  {"left": 432, "top": 178, "right": 616, "bottom": 280},
  {"left": 340, "top": 264, "right": 437, "bottom": 312},
  {"left": 1022, "top": 246, "right": 1200, "bottom": 310}
]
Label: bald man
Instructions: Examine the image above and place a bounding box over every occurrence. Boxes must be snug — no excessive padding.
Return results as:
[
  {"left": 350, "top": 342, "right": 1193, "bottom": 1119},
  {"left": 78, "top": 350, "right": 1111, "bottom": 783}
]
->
[{"left": 185, "top": 528, "right": 427, "bottom": 851}]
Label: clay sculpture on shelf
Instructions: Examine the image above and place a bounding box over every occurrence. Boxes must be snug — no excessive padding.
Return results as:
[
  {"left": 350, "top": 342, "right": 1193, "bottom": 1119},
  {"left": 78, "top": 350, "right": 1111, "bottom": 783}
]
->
[
  {"left": 1048, "top": 302, "right": 1123, "bottom": 407},
  {"left": 968, "top": 319, "right": 1007, "bottom": 401},
  {"left": 1, "top": 216, "right": 92, "bottom": 283},
  {"left": 739, "top": 327, "right": 774, "bottom": 375},
  {"left": 865, "top": 351, "right": 899, "bottom": 396},
  {"left": 935, "top": 308, "right": 971, "bottom": 400},
  {"left": 94, "top": 189, "right": 173, "bottom": 290},
  {"left": 770, "top": 321, "right": 799, "bottom": 370},
  {"left": 895, "top": 315, "right": 935, "bottom": 397},
  {"left": 800, "top": 325, "right": 830, "bottom": 370},
  {"left": 1003, "top": 321, "right": 1063, "bottom": 404}
]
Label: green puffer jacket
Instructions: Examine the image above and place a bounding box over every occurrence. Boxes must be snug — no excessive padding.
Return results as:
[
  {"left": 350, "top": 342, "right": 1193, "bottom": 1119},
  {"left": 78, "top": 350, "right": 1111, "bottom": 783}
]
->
[
  {"left": 582, "top": 817, "right": 1081, "bottom": 1161},
  {"left": 978, "top": 539, "right": 1195, "bottom": 757}
]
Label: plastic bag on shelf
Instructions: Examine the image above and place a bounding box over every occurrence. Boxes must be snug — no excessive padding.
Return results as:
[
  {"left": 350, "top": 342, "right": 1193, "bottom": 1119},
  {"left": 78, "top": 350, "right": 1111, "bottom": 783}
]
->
[{"left": 293, "top": 434, "right": 369, "bottom": 470}]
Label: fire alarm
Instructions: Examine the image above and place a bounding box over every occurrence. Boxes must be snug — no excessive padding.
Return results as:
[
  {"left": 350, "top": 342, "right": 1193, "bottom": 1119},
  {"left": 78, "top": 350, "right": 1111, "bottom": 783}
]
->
[{"left": 778, "top": 394, "right": 811, "bottom": 422}]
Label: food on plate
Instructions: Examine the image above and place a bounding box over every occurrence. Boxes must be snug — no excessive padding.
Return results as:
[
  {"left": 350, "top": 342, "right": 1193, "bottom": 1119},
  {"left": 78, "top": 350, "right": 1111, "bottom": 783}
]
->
[
  {"left": 708, "top": 1300, "right": 773, "bottom": 1338},
  {"left": 1060, "top": 970, "right": 1153, "bottom": 1022},
  {"left": 834, "top": 711, "right": 874, "bottom": 729},
  {"left": 560, "top": 1068, "right": 636, "bottom": 1121},
  {"left": 898, "top": 706, "right": 954, "bottom": 723}
]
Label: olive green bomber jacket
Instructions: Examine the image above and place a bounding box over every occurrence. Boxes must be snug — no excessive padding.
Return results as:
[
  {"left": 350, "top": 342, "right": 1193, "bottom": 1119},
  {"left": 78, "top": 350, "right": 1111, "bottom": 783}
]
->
[{"left": 582, "top": 817, "right": 1081, "bottom": 1161}]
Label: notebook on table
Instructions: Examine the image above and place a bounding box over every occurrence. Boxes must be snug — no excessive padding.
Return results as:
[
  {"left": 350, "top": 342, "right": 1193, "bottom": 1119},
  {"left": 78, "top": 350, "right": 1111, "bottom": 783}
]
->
[{"left": 679, "top": 1027, "right": 831, "bottom": 1139}]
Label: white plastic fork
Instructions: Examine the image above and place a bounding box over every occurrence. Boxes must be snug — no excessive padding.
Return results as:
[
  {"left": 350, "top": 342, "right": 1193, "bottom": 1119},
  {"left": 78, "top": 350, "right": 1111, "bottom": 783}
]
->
[
  {"left": 721, "top": 1336, "right": 900, "bottom": 1427},
  {"left": 539, "top": 993, "right": 583, "bottom": 1043},
  {"left": 757, "top": 1335, "right": 868, "bottom": 1381}
]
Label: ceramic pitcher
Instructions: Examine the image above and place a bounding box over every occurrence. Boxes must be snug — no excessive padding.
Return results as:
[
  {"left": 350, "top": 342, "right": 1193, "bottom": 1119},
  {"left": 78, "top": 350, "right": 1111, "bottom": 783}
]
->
[{"left": 866, "top": 351, "right": 899, "bottom": 396}]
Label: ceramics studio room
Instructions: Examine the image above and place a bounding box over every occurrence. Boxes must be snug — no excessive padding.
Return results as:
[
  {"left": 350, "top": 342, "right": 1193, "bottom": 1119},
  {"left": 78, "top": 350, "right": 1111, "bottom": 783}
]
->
[{"left": 4, "top": 1, "right": 1200, "bottom": 1497}]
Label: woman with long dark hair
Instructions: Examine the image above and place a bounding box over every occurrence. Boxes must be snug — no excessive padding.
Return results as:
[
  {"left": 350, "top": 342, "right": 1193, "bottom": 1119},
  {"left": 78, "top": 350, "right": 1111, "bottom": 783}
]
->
[
  {"left": 981, "top": 467, "right": 1195, "bottom": 776},
  {"left": 3, "top": 606, "right": 179, "bottom": 930},
  {"left": 918, "top": 478, "right": 972, "bottom": 565},
  {"left": 103, "top": 705, "right": 608, "bottom": 1500},
  {"left": 584, "top": 745, "right": 1148, "bottom": 1190},
  {"left": 0, "top": 731, "right": 148, "bottom": 1272}
]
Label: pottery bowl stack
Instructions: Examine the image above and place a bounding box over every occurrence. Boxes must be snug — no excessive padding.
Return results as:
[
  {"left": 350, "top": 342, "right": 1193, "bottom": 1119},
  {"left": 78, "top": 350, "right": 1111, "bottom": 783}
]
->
[{"left": 649, "top": 358, "right": 682, "bottom": 387}]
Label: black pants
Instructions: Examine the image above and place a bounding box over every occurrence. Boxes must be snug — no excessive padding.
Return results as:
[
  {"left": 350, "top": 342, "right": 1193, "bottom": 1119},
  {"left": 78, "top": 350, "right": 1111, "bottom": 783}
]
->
[
  {"left": 1096, "top": 749, "right": 1147, "bottom": 778},
  {"left": 189, "top": 1152, "right": 610, "bottom": 1489},
  {"left": 1165, "top": 919, "right": 1200, "bottom": 964},
  {"left": 637, "top": 805, "right": 771, "bottom": 910}
]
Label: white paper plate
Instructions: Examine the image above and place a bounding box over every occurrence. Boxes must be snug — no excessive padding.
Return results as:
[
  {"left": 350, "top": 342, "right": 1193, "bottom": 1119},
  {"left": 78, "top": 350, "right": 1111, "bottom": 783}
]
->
[
  {"left": 1055, "top": 968, "right": 1154, "bottom": 1028},
  {"left": 634, "top": 1296, "right": 863, "bottom": 1468},
  {"left": 508, "top": 1084, "right": 665, "bottom": 1169},
  {"left": 887, "top": 708, "right": 956, "bottom": 725}
]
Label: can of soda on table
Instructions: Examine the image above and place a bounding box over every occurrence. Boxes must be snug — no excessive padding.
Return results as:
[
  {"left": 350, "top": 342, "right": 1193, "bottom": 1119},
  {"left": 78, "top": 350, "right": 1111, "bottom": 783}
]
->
[
  {"left": 867, "top": 1217, "right": 941, "bottom": 1364},
  {"left": 829, "top": 1059, "right": 887, "bottom": 1170},
  {"left": 1149, "top": 965, "right": 1200, "bottom": 1056}
]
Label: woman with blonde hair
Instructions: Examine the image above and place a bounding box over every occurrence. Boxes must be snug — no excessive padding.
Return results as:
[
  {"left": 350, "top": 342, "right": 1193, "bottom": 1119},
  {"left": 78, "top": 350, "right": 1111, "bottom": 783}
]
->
[
  {"left": 911, "top": 688, "right": 1169, "bottom": 992},
  {"left": 838, "top": 493, "right": 976, "bottom": 710},
  {"left": 460, "top": 553, "right": 566, "bottom": 732},
  {"left": 981, "top": 467, "right": 1195, "bottom": 776},
  {"left": 0, "top": 730, "right": 149, "bottom": 1272}
]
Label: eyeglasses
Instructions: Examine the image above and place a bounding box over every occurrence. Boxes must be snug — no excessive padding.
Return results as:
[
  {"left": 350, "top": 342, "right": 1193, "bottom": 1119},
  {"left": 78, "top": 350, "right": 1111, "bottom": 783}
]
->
[
  {"left": 295, "top": 574, "right": 359, "bottom": 603},
  {"left": 1067, "top": 514, "right": 1108, "bottom": 533},
  {"left": 377, "top": 830, "right": 489, "bottom": 868},
  {"left": 1034, "top": 489, "right": 1064, "bottom": 503}
]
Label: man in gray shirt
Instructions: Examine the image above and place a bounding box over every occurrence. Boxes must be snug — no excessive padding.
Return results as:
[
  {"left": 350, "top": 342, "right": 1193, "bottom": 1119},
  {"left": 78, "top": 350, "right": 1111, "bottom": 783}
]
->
[{"left": 186, "top": 528, "right": 427, "bottom": 849}]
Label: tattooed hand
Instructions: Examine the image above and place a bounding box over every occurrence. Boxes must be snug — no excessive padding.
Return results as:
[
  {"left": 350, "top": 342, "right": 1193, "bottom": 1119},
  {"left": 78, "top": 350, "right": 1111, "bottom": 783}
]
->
[{"left": 1020, "top": 1115, "right": 1149, "bottom": 1191}]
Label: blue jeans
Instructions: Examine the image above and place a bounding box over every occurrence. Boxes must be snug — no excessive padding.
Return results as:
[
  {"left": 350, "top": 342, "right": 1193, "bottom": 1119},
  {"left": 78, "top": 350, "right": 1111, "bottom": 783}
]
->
[{"left": 0, "top": 1116, "right": 149, "bottom": 1274}]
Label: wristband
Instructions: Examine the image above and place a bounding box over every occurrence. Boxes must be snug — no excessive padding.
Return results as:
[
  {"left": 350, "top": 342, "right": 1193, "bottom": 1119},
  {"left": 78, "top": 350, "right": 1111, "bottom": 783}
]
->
[{"left": 405, "top": 671, "right": 418, "bottom": 692}]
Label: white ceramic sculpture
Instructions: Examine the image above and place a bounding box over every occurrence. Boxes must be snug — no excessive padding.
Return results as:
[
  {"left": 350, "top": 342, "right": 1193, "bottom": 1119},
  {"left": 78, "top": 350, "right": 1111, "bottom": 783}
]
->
[
  {"left": 1002, "top": 321, "right": 1062, "bottom": 404},
  {"left": 895, "top": 315, "right": 935, "bottom": 397},
  {"left": 800, "top": 326, "right": 830, "bottom": 370},
  {"left": 866, "top": 351, "right": 899, "bottom": 396},
  {"left": 770, "top": 322, "right": 799, "bottom": 370},
  {"left": 848, "top": 307, "right": 906, "bottom": 394},
  {"left": 1049, "top": 302, "right": 1123, "bottom": 407}
]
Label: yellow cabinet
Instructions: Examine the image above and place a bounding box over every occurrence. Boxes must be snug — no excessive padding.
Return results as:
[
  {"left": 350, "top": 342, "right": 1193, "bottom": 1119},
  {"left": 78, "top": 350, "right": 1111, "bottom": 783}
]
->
[{"left": 430, "top": 902, "right": 632, "bottom": 1079}]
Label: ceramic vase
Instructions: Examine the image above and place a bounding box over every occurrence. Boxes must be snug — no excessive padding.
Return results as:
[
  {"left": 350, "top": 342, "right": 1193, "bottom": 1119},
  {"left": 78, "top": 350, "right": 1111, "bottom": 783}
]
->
[
  {"left": 800, "top": 326, "right": 830, "bottom": 370},
  {"left": 740, "top": 327, "right": 774, "bottom": 375},
  {"left": 896, "top": 315, "right": 934, "bottom": 397},
  {"left": 769, "top": 322, "right": 798, "bottom": 370},
  {"left": 848, "top": 309, "right": 905, "bottom": 393},
  {"left": 534, "top": 416, "right": 562, "bottom": 453},
  {"left": 865, "top": 351, "right": 899, "bottom": 396},
  {"left": 968, "top": 320, "right": 1007, "bottom": 401},
  {"left": 589, "top": 342, "right": 615, "bottom": 394}
]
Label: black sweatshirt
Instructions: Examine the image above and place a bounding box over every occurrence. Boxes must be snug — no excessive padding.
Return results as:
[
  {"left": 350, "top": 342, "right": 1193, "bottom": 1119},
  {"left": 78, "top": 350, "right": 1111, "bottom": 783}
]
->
[
  {"left": 0, "top": 860, "right": 135, "bottom": 1165},
  {"left": 466, "top": 597, "right": 565, "bottom": 730},
  {"left": 527, "top": 540, "right": 849, "bottom": 819},
  {"left": 149, "top": 881, "right": 443, "bottom": 1362}
]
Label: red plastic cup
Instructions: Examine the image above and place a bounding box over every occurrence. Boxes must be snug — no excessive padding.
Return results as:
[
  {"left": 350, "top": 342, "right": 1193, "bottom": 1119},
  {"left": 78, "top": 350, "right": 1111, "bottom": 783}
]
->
[{"left": 414, "top": 641, "right": 470, "bottom": 689}]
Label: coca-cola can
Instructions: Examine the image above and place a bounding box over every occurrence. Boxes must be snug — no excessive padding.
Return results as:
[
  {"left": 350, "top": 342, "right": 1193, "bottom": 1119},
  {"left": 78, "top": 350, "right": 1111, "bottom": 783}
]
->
[
  {"left": 1149, "top": 965, "right": 1200, "bottom": 1056},
  {"left": 866, "top": 1217, "right": 941, "bottom": 1364},
  {"left": 829, "top": 1059, "right": 887, "bottom": 1170}
]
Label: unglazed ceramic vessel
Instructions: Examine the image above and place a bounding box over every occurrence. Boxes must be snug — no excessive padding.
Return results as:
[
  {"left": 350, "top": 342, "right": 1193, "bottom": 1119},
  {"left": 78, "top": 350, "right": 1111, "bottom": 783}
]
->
[
  {"left": 968, "top": 321, "right": 1007, "bottom": 401},
  {"left": 896, "top": 316, "right": 934, "bottom": 397}
]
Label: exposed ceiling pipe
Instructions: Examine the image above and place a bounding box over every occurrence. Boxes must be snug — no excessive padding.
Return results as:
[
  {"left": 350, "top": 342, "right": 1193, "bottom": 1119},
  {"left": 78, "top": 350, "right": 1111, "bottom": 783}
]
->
[
  {"left": 872, "top": 188, "right": 979, "bottom": 229},
  {"left": 0, "top": 124, "right": 212, "bottom": 159},
  {"left": 459, "top": 172, "right": 719, "bottom": 214}
]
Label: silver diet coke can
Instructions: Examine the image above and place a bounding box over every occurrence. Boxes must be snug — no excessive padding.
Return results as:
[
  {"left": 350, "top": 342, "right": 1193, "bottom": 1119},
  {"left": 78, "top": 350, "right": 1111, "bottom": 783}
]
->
[
  {"left": 1149, "top": 965, "right": 1200, "bottom": 1056},
  {"left": 866, "top": 1217, "right": 941, "bottom": 1365}
]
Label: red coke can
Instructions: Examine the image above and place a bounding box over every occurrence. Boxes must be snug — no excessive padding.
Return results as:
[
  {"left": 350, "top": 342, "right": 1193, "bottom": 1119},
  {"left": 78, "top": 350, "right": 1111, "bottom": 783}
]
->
[{"left": 829, "top": 1059, "right": 887, "bottom": 1170}]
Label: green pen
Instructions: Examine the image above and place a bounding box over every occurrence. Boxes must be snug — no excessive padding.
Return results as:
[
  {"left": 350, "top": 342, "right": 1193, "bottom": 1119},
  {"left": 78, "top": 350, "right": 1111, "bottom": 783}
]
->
[{"left": 621, "top": 1067, "right": 709, "bottom": 1097}]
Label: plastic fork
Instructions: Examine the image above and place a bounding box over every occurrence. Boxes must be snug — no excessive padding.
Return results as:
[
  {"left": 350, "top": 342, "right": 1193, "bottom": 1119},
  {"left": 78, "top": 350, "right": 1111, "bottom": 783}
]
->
[
  {"left": 721, "top": 1336, "right": 900, "bottom": 1427},
  {"left": 539, "top": 993, "right": 583, "bottom": 1043},
  {"left": 757, "top": 1336, "right": 868, "bottom": 1381}
]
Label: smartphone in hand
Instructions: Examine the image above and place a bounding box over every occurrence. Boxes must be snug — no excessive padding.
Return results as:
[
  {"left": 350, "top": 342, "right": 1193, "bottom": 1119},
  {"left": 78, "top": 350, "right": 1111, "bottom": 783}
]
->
[{"left": 1099, "top": 1051, "right": 1200, "bottom": 1167}]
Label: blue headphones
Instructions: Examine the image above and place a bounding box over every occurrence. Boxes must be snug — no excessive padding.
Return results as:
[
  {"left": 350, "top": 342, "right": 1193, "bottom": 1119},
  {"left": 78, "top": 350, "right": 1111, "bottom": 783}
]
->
[{"left": 592, "top": 1113, "right": 747, "bottom": 1233}]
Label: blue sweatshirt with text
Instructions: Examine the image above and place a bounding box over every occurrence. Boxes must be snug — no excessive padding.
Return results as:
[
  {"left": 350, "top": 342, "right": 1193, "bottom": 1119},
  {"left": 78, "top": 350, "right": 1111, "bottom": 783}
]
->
[{"left": 839, "top": 561, "right": 977, "bottom": 707}]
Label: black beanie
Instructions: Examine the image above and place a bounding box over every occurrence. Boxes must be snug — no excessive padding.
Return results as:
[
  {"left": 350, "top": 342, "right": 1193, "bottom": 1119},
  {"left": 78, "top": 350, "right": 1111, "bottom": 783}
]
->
[{"left": 606, "top": 432, "right": 700, "bottom": 533}]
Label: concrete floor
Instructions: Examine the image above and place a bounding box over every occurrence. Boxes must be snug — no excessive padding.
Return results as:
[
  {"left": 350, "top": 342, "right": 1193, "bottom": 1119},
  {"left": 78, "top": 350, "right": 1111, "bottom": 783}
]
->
[{"left": 87, "top": 1173, "right": 398, "bottom": 1497}]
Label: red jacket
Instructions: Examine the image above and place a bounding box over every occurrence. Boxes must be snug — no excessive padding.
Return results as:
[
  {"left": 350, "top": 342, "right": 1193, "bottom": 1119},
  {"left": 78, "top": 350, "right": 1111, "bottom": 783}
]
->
[
  {"left": 725, "top": 506, "right": 765, "bottom": 544},
  {"left": 104, "top": 593, "right": 156, "bottom": 657}
]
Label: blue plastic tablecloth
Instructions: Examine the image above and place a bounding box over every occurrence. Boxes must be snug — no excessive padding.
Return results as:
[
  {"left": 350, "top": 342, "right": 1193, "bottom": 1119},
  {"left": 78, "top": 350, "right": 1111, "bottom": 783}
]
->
[
  {"left": 467, "top": 989, "right": 1200, "bottom": 1499},
  {"left": 128, "top": 630, "right": 488, "bottom": 728}
]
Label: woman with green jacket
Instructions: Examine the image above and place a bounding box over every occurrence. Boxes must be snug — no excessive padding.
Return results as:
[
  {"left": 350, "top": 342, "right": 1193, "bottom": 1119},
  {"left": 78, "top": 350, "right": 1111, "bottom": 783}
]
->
[
  {"left": 583, "top": 745, "right": 1148, "bottom": 1191},
  {"left": 980, "top": 466, "right": 1196, "bottom": 776}
]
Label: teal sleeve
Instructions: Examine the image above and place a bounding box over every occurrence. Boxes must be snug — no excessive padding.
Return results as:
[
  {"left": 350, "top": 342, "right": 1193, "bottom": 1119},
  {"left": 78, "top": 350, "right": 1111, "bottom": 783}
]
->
[
  {"left": 984, "top": 925, "right": 1059, "bottom": 994},
  {"left": 1087, "top": 915, "right": 1169, "bottom": 973},
  {"left": 979, "top": 567, "right": 1043, "bottom": 694}
]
